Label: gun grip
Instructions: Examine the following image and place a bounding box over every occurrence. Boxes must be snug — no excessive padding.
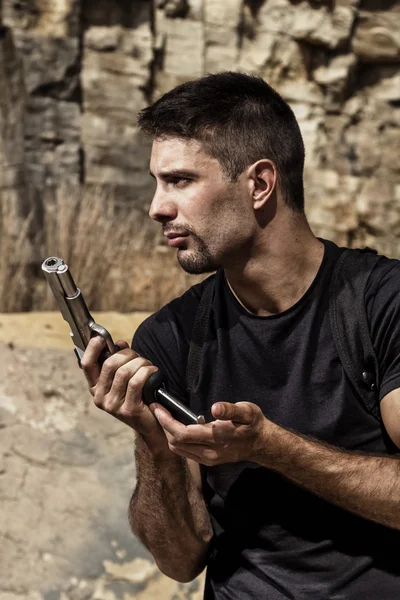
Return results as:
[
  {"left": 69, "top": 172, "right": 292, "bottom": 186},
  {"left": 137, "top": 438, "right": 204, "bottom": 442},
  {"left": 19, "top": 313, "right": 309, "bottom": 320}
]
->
[
  {"left": 97, "top": 344, "right": 121, "bottom": 366},
  {"left": 143, "top": 370, "right": 165, "bottom": 405}
]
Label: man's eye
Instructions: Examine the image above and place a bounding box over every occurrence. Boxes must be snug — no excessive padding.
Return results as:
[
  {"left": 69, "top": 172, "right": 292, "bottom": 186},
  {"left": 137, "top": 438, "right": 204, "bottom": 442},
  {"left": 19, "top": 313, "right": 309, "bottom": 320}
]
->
[{"left": 169, "top": 177, "right": 190, "bottom": 187}]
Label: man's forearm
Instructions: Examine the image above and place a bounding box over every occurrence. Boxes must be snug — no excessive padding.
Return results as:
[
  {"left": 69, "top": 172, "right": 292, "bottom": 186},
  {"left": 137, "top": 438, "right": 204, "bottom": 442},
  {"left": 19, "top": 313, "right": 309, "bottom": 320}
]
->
[
  {"left": 129, "top": 434, "right": 213, "bottom": 582},
  {"left": 255, "top": 421, "right": 400, "bottom": 529}
]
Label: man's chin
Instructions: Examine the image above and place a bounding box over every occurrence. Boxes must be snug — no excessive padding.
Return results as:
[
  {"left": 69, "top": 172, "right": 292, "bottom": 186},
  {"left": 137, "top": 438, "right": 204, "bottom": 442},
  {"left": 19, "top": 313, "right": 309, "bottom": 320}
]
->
[{"left": 177, "top": 250, "right": 218, "bottom": 275}]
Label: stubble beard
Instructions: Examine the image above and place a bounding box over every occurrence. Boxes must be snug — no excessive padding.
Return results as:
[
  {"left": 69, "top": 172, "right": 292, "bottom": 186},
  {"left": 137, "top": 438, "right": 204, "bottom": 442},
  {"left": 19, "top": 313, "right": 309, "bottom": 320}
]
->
[{"left": 176, "top": 232, "right": 220, "bottom": 275}]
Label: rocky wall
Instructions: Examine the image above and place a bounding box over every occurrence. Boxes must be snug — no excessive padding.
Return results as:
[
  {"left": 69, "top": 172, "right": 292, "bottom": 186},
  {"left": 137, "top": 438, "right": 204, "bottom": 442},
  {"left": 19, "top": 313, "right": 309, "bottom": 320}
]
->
[{"left": 1, "top": 0, "right": 400, "bottom": 273}]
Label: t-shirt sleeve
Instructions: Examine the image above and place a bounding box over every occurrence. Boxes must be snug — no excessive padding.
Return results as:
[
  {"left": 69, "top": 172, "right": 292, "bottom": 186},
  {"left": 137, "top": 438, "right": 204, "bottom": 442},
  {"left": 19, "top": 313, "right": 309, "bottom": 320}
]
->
[
  {"left": 130, "top": 278, "right": 206, "bottom": 405},
  {"left": 131, "top": 310, "right": 190, "bottom": 404},
  {"left": 366, "top": 258, "right": 400, "bottom": 401}
]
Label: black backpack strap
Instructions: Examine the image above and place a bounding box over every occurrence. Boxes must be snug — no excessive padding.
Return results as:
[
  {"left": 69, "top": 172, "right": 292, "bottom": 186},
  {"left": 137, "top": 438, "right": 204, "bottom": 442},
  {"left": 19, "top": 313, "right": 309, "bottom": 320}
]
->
[
  {"left": 186, "top": 276, "right": 215, "bottom": 396},
  {"left": 329, "top": 247, "right": 382, "bottom": 420}
]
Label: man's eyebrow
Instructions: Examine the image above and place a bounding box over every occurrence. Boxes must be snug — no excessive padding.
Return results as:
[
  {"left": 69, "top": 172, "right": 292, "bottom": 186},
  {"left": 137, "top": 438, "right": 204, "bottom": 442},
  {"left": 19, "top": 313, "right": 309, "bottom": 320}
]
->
[{"left": 148, "top": 168, "right": 198, "bottom": 179}]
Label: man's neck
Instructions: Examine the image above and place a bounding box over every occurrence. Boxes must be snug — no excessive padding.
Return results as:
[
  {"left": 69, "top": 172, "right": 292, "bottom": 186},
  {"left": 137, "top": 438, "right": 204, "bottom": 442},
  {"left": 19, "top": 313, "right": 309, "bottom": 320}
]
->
[{"left": 224, "top": 220, "right": 325, "bottom": 317}]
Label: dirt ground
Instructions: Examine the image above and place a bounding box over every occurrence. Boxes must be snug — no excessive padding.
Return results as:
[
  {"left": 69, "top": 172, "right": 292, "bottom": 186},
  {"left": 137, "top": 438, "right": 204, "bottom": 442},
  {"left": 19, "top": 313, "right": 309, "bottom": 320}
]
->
[{"left": 0, "top": 312, "right": 205, "bottom": 600}]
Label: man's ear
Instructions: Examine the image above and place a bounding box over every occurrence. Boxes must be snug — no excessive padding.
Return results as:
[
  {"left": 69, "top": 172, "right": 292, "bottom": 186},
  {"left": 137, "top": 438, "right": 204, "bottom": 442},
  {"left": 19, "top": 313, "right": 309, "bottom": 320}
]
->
[{"left": 247, "top": 159, "right": 277, "bottom": 209}]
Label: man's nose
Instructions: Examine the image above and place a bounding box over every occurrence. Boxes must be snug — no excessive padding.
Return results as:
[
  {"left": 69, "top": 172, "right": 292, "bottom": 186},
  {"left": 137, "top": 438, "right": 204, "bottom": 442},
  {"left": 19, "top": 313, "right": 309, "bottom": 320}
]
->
[{"left": 149, "top": 187, "right": 178, "bottom": 223}]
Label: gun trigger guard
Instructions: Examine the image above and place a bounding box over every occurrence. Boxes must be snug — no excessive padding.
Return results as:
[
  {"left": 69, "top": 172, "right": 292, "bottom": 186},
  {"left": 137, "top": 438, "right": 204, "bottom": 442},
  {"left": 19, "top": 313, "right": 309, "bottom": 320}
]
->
[{"left": 89, "top": 322, "right": 116, "bottom": 355}]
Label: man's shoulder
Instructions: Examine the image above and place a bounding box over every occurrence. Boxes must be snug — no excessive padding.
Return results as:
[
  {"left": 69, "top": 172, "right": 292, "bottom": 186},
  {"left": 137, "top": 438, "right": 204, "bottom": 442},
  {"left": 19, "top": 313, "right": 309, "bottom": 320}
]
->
[
  {"left": 149, "top": 272, "right": 216, "bottom": 326},
  {"left": 364, "top": 251, "right": 400, "bottom": 318},
  {"left": 327, "top": 242, "right": 400, "bottom": 295},
  {"left": 367, "top": 252, "right": 400, "bottom": 291}
]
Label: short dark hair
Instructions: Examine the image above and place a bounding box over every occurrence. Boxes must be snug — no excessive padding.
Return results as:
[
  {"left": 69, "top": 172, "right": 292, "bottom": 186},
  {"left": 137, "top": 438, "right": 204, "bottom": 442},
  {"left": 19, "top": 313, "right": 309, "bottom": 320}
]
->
[{"left": 138, "top": 71, "right": 305, "bottom": 212}]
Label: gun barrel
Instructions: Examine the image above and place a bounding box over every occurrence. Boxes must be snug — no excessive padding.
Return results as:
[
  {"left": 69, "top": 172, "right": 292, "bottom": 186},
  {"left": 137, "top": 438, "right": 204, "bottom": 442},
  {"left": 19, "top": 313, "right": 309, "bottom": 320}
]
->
[
  {"left": 42, "top": 257, "right": 78, "bottom": 297},
  {"left": 42, "top": 257, "right": 95, "bottom": 352},
  {"left": 55, "top": 265, "right": 80, "bottom": 298}
]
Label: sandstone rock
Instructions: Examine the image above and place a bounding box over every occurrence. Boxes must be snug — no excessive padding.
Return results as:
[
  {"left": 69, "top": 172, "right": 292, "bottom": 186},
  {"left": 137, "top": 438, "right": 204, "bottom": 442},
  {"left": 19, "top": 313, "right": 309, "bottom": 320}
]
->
[
  {"left": 204, "top": 0, "right": 242, "bottom": 28},
  {"left": 374, "top": 72, "right": 400, "bottom": 104},
  {"left": 239, "top": 34, "right": 324, "bottom": 106},
  {"left": 80, "top": 0, "right": 153, "bottom": 203},
  {"left": 296, "top": 106, "right": 326, "bottom": 161},
  {"left": 82, "top": 54, "right": 148, "bottom": 122},
  {"left": 238, "top": 31, "right": 275, "bottom": 73},
  {"left": 10, "top": 30, "right": 79, "bottom": 97},
  {"left": 344, "top": 118, "right": 388, "bottom": 176},
  {"left": 24, "top": 97, "right": 80, "bottom": 188},
  {"left": 0, "top": 26, "right": 26, "bottom": 214},
  {"left": 157, "top": 15, "right": 204, "bottom": 77},
  {"left": 313, "top": 53, "right": 357, "bottom": 111},
  {"left": 157, "top": 0, "right": 189, "bottom": 19},
  {"left": 356, "top": 177, "right": 400, "bottom": 235},
  {"left": 291, "top": 3, "right": 356, "bottom": 49},
  {"left": 2, "top": 0, "right": 81, "bottom": 37},
  {"left": 102, "top": 557, "right": 158, "bottom": 584},
  {"left": 342, "top": 95, "right": 364, "bottom": 119},
  {"left": 81, "top": 113, "right": 153, "bottom": 192},
  {"left": 204, "top": 24, "right": 239, "bottom": 71},
  {"left": 353, "top": 11, "right": 400, "bottom": 63},
  {"left": 336, "top": 0, "right": 361, "bottom": 6},
  {"left": 306, "top": 169, "right": 360, "bottom": 233},
  {"left": 85, "top": 25, "right": 122, "bottom": 52},
  {"left": 313, "top": 54, "right": 357, "bottom": 87},
  {"left": 279, "top": 79, "right": 323, "bottom": 106},
  {"left": 185, "top": 0, "right": 204, "bottom": 21},
  {"left": 82, "top": 14, "right": 153, "bottom": 143},
  {"left": 12, "top": 427, "right": 52, "bottom": 464},
  {"left": 0, "top": 28, "right": 25, "bottom": 165},
  {"left": 247, "top": 0, "right": 295, "bottom": 37},
  {"left": 82, "top": 0, "right": 150, "bottom": 31}
]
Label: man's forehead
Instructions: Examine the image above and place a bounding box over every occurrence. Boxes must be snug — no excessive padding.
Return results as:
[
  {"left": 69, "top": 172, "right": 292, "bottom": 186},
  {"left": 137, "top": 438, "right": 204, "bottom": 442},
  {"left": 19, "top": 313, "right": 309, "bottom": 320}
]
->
[
  {"left": 151, "top": 136, "right": 203, "bottom": 157},
  {"left": 149, "top": 136, "right": 219, "bottom": 172}
]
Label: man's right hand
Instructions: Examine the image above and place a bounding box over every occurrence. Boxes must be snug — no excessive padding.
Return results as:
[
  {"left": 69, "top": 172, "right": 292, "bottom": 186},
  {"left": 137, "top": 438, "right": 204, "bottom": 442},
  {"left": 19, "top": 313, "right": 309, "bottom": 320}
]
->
[{"left": 81, "top": 335, "right": 166, "bottom": 441}]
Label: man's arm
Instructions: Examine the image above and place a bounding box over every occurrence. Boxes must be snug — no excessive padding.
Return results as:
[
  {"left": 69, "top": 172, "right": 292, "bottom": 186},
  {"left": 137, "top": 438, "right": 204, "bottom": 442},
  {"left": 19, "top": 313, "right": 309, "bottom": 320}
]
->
[
  {"left": 380, "top": 387, "right": 400, "bottom": 449},
  {"left": 129, "top": 434, "right": 213, "bottom": 582},
  {"left": 252, "top": 415, "right": 400, "bottom": 530},
  {"left": 153, "top": 399, "right": 400, "bottom": 530},
  {"left": 81, "top": 336, "right": 213, "bottom": 583}
]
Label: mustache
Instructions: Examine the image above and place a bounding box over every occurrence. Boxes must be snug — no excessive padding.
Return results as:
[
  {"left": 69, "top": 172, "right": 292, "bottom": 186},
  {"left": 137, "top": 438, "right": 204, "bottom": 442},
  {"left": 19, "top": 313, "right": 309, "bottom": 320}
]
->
[{"left": 162, "top": 224, "right": 195, "bottom": 236}]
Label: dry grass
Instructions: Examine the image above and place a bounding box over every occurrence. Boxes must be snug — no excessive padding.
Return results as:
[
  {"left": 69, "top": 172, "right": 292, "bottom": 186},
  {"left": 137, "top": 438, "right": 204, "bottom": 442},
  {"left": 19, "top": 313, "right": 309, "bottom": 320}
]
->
[
  {"left": 0, "top": 185, "right": 204, "bottom": 313},
  {"left": 0, "top": 198, "right": 34, "bottom": 312}
]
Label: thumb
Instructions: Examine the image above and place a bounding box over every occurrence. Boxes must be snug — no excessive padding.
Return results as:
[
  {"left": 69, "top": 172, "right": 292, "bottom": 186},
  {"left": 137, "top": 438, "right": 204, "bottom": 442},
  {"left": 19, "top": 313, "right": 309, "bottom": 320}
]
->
[{"left": 212, "top": 402, "right": 255, "bottom": 424}]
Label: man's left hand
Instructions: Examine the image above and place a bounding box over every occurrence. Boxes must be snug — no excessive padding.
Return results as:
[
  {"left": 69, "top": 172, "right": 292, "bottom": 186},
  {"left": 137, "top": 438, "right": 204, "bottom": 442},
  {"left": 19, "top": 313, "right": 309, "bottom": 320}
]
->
[{"left": 151, "top": 401, "right": 268, "bottom": 466}]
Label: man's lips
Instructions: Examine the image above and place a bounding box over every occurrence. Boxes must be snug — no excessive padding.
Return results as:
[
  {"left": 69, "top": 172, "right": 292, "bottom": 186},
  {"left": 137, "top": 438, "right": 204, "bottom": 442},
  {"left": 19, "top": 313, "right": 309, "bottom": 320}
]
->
[{"left": 164, "top": 232, "right": 189, "bottom": 247}]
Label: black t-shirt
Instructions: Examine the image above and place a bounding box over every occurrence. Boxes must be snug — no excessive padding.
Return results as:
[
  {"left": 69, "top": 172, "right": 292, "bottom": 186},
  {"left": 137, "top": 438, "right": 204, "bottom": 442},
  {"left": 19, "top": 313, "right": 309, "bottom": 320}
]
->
[{"left": 132, "top": 239, "right": 400, "bottom": 599}]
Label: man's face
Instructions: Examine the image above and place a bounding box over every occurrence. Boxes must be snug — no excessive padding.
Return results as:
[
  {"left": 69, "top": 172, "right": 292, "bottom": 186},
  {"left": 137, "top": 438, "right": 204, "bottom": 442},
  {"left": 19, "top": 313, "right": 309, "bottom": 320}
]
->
[{"left": 149, "top": 137, "right": 254, "bottom": 274}]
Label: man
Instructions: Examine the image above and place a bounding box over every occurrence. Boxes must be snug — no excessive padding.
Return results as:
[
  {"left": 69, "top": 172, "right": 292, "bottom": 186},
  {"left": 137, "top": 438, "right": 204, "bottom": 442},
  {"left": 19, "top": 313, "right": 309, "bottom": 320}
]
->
[{"left": 82, "top": 72, "right": 400, "bottom": 599}]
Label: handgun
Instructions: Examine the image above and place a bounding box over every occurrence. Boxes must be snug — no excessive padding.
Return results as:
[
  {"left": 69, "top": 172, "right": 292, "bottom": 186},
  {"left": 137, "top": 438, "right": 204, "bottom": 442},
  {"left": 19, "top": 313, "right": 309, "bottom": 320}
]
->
[{"left": 41, "top": 256, "right": 205, "bottom": 425}]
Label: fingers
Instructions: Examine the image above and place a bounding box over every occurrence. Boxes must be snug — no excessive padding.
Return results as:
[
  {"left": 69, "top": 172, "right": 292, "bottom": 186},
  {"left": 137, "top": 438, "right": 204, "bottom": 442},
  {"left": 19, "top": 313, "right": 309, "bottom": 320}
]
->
[
  {"left": 153, "top": 406, "right": 209, "bottom": 455},
  {"left": 122, "top": 365, "right": 158, "bottom": 416},
  {"left": 153, "top": 404, "right": 206, "bottom": 440},
  {"left": 81, "top": 336, "right": 139, "bottom": 393},
  {"left": 211, "top": 401, "right": 256, "bottom": 424},
  {"left": 81, "top": 335, "right": 107, "bottom": 388},
  {"left": 80, "top": 337, "right": 166, "bottom": 437},
  {"left": 115, "top": 340, "right": 130, "bottom": 351},
  {"left": 152, "top": 404, "right": 234, "bottom": 446},
  {"left": 95, "top": 358, "right": 164, "bottom": 438},
  {"left": 99, "top": 353, "right": 145, "bottom": 393}
]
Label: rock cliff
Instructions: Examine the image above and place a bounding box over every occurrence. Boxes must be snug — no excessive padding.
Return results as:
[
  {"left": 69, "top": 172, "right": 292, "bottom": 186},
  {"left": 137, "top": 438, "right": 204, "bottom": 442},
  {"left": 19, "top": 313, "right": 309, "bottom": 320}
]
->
[{"left": 1, "top": 0, "right": 399, "bottom": 308}]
